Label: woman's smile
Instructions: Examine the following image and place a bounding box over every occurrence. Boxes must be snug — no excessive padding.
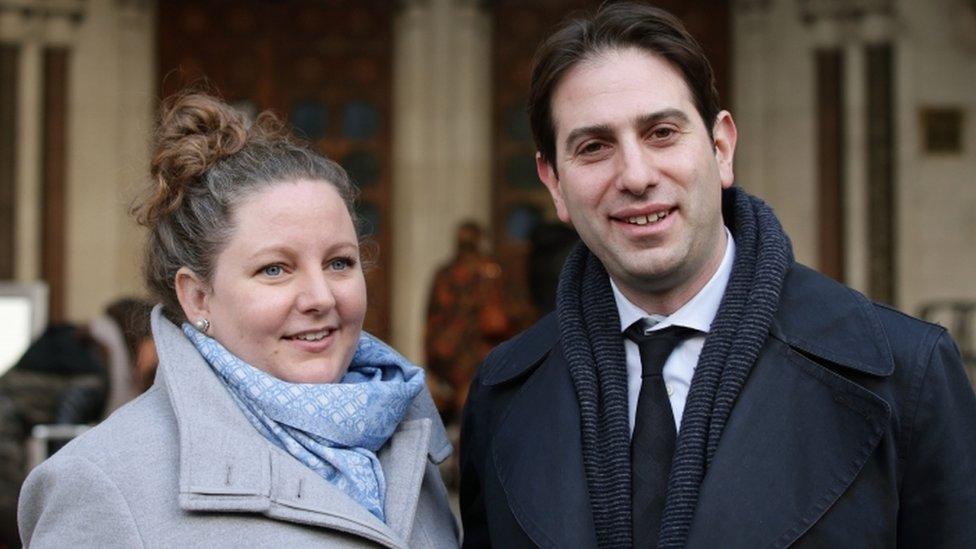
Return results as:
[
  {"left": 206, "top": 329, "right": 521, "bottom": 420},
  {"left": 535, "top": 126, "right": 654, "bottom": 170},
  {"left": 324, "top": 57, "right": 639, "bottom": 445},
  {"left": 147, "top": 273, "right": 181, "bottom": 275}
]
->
[{"left": 283, "top": 326, "right": 338, "bottom": 354}]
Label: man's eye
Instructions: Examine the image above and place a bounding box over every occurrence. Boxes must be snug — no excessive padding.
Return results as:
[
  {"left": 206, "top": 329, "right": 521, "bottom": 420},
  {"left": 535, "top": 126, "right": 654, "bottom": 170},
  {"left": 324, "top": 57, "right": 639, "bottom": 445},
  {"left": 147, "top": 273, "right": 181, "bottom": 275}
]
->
[
  {"left": 650, "top": 127, "right": 678, "bottom": 140},
  {"left": 579, "top": 142, "right": 607, "bottom": 155},
  {"left": 262, "top": 264, "right": 284, "bottom": 277}
]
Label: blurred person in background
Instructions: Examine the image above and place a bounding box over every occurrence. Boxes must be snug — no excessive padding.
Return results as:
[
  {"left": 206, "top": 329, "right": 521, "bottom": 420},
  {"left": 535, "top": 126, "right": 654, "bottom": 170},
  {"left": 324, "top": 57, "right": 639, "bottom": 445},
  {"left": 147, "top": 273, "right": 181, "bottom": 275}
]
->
[
  {"left": 0, "top": 295, "right": 154, "bottom": 548},
  {"left": 18, "top": 93, "right": 457, "bottom": 547},
  {"left": 90, "top": 297, "right": 157, "bottom": 415},
  {"left": 526, "top": 222, "right": 579, "bottom": 315},
  {"left": 424, "top": 220, "right": 511, "bottom": 426},
  {"left": 0, "top": 325, "right": 106, "bottom": 548}
]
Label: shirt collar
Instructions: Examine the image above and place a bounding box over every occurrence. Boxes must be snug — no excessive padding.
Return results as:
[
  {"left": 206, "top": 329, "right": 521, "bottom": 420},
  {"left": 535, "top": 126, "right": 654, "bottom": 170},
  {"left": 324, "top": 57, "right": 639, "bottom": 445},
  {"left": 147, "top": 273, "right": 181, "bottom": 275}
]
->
[{"left": 611, "top": 227, "right": 736, "bottom": 334}]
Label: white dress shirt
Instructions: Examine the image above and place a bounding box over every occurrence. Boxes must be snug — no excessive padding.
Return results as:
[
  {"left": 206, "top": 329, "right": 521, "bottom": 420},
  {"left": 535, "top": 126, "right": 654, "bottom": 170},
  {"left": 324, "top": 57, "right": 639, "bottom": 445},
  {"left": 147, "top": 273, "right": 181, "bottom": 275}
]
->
[{"left": 611, "top": 228, "right": 735, "bottom": 435}]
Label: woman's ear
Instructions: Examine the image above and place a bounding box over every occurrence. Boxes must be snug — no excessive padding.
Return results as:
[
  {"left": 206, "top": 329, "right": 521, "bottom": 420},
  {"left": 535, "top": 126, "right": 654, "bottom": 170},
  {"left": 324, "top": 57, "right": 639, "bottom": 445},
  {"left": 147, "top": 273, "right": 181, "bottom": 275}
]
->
[{"left": 174, "top": 266, "right": 211, "bottom": 322}]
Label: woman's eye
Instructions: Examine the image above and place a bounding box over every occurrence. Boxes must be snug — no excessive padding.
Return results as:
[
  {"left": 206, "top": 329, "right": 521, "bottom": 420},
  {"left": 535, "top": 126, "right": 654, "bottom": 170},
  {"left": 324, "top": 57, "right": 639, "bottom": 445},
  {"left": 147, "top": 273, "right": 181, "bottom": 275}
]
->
[
  {"left": 262, "top": 264, "right": 284, "bottom": 277},
  {"left": 329, "top": 257, "right": 355, "bottom": 271}
]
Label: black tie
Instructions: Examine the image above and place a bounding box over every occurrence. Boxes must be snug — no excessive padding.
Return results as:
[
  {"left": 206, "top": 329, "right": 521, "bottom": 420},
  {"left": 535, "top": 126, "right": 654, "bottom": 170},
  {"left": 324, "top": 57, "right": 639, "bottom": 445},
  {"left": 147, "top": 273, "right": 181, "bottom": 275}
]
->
[{"left": 625, "top": 322, "right": 697, "bottom": 548}]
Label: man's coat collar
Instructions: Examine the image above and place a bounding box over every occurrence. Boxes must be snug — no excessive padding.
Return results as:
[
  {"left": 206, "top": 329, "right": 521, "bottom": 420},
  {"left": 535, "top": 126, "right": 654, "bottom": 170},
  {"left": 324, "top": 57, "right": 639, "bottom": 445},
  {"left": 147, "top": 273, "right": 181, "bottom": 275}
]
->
[
  {"left": 769, "top": 263, "right": 894, "bottom": 376},
  {"left": 481, "top": 263, "right": 895, "bottom": 387}
]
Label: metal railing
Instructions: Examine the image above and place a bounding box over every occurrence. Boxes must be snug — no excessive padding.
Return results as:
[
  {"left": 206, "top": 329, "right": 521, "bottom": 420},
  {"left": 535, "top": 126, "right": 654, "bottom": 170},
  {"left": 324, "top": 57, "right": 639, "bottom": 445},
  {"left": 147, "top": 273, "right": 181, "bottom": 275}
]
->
[{"left": 26, "top": 423, "right": 91, "bottom": 471}]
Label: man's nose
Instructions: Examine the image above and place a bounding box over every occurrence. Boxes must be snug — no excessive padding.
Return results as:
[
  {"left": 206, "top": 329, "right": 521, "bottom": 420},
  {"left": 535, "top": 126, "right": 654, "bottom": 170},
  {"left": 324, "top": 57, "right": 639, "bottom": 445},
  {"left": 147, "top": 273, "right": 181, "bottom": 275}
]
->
[{"left": 616, "top": 140, "right": 658, "bottom": 196}]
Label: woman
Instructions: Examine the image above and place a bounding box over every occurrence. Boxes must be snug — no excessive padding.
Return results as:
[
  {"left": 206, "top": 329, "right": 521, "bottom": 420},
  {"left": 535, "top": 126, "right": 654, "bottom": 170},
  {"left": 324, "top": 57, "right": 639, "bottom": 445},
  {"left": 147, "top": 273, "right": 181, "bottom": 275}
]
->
[{"left": 18, "top": 93, "right": 458, "bottom": 548}]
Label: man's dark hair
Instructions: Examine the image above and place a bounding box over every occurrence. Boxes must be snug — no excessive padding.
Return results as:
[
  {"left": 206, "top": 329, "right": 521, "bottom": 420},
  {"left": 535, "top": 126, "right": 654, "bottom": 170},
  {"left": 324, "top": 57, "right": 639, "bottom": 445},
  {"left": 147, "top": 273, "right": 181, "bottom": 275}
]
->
[{"left": 528, "top": 1, "right": 721, "bottom": 170}]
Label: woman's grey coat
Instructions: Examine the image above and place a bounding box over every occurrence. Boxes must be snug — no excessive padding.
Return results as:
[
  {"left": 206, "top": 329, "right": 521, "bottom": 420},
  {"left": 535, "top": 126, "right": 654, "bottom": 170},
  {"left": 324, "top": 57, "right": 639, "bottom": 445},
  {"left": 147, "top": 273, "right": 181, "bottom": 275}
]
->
[{"left": 19, "top": 307, "right": 459, "bottom": 548}]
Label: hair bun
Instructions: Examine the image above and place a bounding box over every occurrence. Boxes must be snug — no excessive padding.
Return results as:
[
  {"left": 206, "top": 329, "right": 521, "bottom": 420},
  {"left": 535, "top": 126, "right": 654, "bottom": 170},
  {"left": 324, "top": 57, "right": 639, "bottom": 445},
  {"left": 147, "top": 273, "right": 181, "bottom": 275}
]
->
[{"left": 138, "top": 93, "right": 248, "bottom": 226}]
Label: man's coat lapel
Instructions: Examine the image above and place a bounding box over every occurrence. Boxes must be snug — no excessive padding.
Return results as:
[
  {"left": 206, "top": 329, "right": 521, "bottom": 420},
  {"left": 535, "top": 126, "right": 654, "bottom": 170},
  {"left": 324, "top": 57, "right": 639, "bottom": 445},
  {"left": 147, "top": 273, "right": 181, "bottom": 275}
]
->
[
  {"left": 685, "top": 337, "right": 890, "bottom": 547},
  {"left": 686, "top": 264, "right": 895, "bottom": 547},
  {"left": 490, "top": 342, "right": 599, "bottom": 548}
]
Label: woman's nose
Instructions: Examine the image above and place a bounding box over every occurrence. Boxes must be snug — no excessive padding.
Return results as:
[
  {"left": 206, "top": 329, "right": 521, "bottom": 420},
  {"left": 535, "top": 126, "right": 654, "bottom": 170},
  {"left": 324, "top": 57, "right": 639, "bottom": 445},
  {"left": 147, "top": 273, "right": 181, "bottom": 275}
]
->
[{"left": 297, "top": 271, "right": 337, "bottom": 313}]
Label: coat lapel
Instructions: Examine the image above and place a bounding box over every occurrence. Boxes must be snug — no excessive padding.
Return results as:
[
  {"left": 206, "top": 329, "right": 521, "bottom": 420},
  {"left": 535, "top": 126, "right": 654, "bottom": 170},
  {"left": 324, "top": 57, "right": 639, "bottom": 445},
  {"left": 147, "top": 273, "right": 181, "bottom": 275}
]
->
[
  {"left": 176, "top": 421, "right": 434, "bottom": 549},
  {"left": 685, "top": 338, "right": 890, "bottom": 548},
  {"left": 490, "top": 343, "right": 599, "bottom": 548},
  {"left": 686, "top": 265, "right": 894, "bottom": 548},
  {"left": 378, "top": 418, "right": 433, "bottom": 542}
]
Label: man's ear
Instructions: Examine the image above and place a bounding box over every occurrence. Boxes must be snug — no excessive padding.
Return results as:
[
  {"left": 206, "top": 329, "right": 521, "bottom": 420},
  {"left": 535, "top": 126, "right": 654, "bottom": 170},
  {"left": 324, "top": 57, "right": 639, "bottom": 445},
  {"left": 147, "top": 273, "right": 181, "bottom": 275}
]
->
[
  {"left": 174, "top": 266, "right": 211, "bottom": 322},
  {"left": 712, "top": 110, "right": 738, "bottom": 189},
  {"left": 536, "top": 152, "right": 570, "bottom": 222}
]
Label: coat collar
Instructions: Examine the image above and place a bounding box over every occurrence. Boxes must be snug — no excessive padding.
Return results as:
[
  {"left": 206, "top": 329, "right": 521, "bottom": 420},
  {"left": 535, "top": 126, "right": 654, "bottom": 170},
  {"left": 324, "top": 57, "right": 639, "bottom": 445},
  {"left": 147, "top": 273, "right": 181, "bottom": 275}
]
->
[
  {"left": 484, "top": 263, "right": 895, "bottom": 387},
  {"left": 686, "top": 307, "right": 892, "bottom": 547},
  {"left": 480, "top": 312, "right": 558, "bottom": 386},
  {"left": 681, "top": 263, "right": 893, "bottom": 547},
  {"left": 490, "top": 341, "right": 599, "bottom": 548},
  {"left": 770, "top": 263, "right": 894, "bottom": 376},
  {"left": 150, "top": 307, "right": 449, "bottom": 548}
]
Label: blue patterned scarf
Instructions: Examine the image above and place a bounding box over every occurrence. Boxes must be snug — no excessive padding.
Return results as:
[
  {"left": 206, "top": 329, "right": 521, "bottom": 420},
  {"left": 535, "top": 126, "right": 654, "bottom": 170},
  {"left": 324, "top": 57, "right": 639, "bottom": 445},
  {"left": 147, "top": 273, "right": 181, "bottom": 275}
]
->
[{"left": 182, "top": 325, "right": 425, "bottom": 522}]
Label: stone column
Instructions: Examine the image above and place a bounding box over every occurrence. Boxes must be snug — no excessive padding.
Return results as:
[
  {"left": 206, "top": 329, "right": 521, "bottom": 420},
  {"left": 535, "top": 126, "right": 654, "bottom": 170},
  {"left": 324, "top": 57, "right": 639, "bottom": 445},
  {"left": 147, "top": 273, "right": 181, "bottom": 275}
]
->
[
  {"left": 15, "top": 36, "right": 43, "bottom": 283},
  {"left": 1, "top": 0, "right": 155, "bottom": 320},
  {"left": 57, "top": 0, "right": 155, "bottom": 320},
  {"left": 64, "top": 0, "right": 156, "bottom": 320},
  {"left": 731, "top": 0, "right": 773, "bottom": 198},
  {"left": 0, "top": 1, "right": 85, "bottom": 285},
  {"left": 733, "top": 0, "right": 819, "bottom": 265},
  {"left": 392, "top": 0, "right": 492, "bottom": 362},
  {"left": 800, "top": 0, "right": 897, "bottom": 299},
  {"left": 843, "top": 38, "right": 868, "bottom": 292}
]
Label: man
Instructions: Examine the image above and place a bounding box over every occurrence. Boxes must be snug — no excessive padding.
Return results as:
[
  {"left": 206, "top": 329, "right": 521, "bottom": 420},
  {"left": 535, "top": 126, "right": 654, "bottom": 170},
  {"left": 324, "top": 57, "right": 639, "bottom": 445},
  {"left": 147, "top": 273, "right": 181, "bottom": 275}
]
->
[{"left": 459, "top": 3, "right": 976, "bottom": 548}]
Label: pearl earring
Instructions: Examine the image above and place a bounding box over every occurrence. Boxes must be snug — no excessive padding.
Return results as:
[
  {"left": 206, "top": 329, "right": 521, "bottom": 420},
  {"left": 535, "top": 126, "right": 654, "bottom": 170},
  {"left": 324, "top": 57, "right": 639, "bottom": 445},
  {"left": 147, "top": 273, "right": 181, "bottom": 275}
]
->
[{"left": 193, "top": 318, "right": 211, "bottom": 333}]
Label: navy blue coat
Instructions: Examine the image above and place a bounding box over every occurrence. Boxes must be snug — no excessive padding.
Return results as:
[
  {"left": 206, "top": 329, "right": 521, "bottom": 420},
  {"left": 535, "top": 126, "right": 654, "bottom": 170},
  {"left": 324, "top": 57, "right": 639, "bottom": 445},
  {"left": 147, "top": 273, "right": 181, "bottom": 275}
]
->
[{"left": 460, "top": 263, "right": 976, "bottom": 548}]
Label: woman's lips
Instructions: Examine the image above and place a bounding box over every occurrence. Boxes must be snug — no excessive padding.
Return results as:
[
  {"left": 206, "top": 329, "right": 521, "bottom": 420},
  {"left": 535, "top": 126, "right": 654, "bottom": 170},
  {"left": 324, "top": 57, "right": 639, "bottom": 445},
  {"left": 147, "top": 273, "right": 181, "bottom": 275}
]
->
[{"left": 284, "top": 328, "right": 337, "bottom": 353}]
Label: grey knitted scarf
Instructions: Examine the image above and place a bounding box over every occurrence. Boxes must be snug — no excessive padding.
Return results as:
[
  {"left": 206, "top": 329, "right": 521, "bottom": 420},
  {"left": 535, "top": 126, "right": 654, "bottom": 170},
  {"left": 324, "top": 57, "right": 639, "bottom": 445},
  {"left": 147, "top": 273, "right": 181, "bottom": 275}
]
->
[{"left": 555, "top": 186, "right": 794, "bottom": 548}]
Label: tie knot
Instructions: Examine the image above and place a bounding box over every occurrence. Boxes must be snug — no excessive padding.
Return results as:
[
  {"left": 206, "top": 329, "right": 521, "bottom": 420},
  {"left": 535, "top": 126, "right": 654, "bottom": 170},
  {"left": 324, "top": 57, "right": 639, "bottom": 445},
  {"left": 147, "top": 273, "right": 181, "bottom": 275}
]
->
[{"left": 624, "top": 322, "right": 698, "bottom": 377}]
